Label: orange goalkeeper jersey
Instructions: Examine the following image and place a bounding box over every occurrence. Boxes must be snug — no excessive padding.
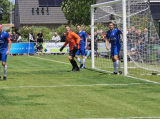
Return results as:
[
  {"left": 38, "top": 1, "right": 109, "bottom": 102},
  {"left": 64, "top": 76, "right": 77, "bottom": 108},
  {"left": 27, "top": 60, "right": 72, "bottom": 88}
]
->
[{"left": 63, "top": 31, "right": 80, "bottom": 51}]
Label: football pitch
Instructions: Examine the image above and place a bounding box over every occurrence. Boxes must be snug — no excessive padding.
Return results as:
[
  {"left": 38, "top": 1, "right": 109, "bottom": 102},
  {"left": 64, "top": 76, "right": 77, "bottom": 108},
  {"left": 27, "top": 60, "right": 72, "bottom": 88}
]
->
[{"left": 0, "top": 55, "right": 160, "bottom": 119}]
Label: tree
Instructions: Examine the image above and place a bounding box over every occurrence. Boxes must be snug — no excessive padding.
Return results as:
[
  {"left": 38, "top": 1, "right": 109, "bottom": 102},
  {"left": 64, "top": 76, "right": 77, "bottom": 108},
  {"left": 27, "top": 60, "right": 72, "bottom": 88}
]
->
[
  {"left": 0, "top": 0, "right": 11, "bottom": 24},
  {"left": 61, "top": 0, "right": 97, "bottom": 25}
]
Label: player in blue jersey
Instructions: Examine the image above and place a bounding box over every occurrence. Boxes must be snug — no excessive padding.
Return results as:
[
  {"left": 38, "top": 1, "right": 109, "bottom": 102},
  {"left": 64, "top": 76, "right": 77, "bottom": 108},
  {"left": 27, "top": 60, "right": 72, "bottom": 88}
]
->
[
  {"left": 75, "top": 24, "right": 87, "bottom": 69},
  {"left": 105, "top": 22, "right": 122, "bottom": 74},
  {"left": 0, "top": 24, "right": 12, "bottom": 80}
]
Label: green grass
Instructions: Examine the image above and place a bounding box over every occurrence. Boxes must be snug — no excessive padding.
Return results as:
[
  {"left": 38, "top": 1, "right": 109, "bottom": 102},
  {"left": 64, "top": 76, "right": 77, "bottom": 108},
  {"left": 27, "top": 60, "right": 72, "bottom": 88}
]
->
[{"left": 0, "top": 55, "right": 160, "bottom": 119}]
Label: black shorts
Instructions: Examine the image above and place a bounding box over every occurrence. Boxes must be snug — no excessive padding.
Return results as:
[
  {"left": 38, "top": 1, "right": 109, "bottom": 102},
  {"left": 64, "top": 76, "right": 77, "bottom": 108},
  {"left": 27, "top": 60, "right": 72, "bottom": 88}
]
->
[
  {"left": 37, "top": 38, "right": 43, "bottom": 43},
  {"left": 69, "top": 49, "right": 78, "bottom": 57}
]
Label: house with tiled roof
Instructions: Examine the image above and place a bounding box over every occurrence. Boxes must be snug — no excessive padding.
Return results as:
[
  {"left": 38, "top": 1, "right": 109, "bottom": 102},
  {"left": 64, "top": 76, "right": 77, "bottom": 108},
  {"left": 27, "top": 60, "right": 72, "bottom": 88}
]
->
[
  {"left": 14, "top": 0, "right": 67, "bottom": 30},
  {"left": 14, "top": 0, "right": 160, "bottom": 30}
]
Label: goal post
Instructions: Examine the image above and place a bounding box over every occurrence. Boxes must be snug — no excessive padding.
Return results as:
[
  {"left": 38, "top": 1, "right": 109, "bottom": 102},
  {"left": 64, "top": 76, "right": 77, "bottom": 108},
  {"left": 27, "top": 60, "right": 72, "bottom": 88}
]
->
[
  {"left": 91, "top": 0, "right": 128, "bottom": 75},
  {"left": 122, "top": 0, "right": 128, "bottom": 76},
  {"left": 91, "top": 7, "right": 95, "bottom": 69}
]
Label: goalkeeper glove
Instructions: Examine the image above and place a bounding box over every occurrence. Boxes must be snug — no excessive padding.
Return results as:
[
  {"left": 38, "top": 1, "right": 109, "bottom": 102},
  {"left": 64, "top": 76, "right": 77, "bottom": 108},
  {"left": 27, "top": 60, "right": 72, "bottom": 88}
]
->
[
  {"left": 73, "top": 43, "right": 78, "bottom": 49},
  {"left": 60, "top": 46, "right": 64, "bottom": 52}
]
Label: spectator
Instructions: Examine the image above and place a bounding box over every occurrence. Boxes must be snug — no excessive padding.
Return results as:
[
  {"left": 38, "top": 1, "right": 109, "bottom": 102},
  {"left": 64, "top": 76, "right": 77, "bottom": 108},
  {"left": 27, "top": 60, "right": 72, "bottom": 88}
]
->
[
  {"left": 29, "top": 33, "right": 35, "bottom": 42},
  {"left": 37, "top": 31, "right": 43, "bottom": 43},
  {"left": 11, "top": 32, "right": 18, "bottom": 43},
  {"left": 8, "top": 32, "right": 12, "bottom": 39},
  {"left": 127, "top": 29, "right": 132, "bottom": 40},
  {"left": 97, "top": 30, "right": 102, "bottom": 41},
  {"left": 17, "top": 33, "right": 22, "bottom": 43},
  {"left": 127, "top": 28, "right": 134, "bottom": 51},
  {"left": 131, "top": 26, "right": 136, "bottom": 33},
  {"left": 101, "top": 33, "right": 106, "bottom": 42},
  {"left": 131, "top": 26, "right": 136, "bottom": 41},
  {"left": 120, "top": 29, "right": 123, "bottom": 42},
  {"left": 52, "top": 32, "right": 60, "bottom": 42},
  {"left": 150, "top": 37, "right": 156, "bottom": 44},
  {"left": 87, "top": 32, "right": 91, "bottom": 41},
  {"left": 85, "top": 33, "right": 97, "bottom": 59},
  {"left": 9, "top": 32, "right": 13, "bottom": 41},
  {"left": 94, "top": 32, "right": 97, "bottom": 41},
  {"left": 136, "top": 30, "right": 143, "bottom": 41},
  {"left": 61, "top": 33, "right": 66, "bottom": 42},
  {"left": 36, "top": 44, "right": 43, "bottom": 55},
  {"left": 143, "top": 28, "right": 148, "bottom": 42}
]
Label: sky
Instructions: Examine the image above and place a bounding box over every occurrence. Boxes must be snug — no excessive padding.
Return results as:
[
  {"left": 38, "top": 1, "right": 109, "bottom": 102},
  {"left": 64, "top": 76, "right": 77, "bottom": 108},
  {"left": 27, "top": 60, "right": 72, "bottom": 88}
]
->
[{"left": 8, "top": 0, "right": 15, "bottom": 4}]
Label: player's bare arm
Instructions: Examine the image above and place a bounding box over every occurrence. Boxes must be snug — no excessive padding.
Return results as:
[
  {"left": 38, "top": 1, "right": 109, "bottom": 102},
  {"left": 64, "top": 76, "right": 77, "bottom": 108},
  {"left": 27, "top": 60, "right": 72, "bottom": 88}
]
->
[
  {"left": 105, "top": 39, "right": 109, "bottom": 50},
  {"left": 6, "top": 40, "right": 12, "bottom": 55},
  {"left": 85, "top": 38, "right": 87, "bottom": 49}
]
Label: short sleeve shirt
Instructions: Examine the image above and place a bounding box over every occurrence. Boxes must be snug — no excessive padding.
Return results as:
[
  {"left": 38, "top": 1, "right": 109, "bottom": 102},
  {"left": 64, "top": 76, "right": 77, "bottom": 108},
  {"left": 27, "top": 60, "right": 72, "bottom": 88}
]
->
[
  {"left": 37, "top": 33, "right": 43, "bottom": 38},
  {"left": 77, "top": 31, "right": 87, "bottom": 44},
  {"left": 106, "top": 28, "right": 122, "bottom": 49},
  {"left": 0, "top": 31, "right": 10, "bottom": 52}
]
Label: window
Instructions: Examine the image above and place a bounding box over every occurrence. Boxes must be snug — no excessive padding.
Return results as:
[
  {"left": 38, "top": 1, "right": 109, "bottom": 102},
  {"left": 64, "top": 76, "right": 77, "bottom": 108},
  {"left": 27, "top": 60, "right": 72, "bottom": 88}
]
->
[{"left": 39, "top": 0, "right": 65, "bottom": 7}]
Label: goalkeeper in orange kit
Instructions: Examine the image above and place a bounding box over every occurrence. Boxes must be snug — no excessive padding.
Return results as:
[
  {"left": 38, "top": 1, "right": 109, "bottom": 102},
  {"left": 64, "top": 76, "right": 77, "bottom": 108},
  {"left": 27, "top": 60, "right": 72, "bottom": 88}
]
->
[{"left": 60, "top": 25, "right": 80, "bottom": 72}]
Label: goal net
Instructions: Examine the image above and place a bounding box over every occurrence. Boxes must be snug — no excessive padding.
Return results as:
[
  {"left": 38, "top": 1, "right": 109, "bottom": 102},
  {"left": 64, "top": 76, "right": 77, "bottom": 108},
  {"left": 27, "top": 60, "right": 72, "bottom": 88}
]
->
[{"left": 91, "top": 0, "right": 160, "bottom": 76}]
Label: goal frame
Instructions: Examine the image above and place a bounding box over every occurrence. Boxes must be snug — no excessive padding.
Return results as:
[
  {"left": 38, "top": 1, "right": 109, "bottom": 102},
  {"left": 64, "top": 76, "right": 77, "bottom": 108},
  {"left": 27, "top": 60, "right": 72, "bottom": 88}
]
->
[{"left": 90, "top": 0, "right": 128, "bottom": 76}]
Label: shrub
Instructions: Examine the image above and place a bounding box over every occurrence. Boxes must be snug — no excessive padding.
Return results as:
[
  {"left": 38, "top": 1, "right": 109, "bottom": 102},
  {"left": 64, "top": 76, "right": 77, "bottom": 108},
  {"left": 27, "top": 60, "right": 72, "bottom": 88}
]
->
[
  {"left": 5, "top": 28, "right": 15, "bottom": 33},
  {"left": 17, "top": 23, "right": 108, "bottom": 41},
  {"left": 18, "top": 26, "right": 52, "bottom": 41},
  {"left": 55, "top": 23, "right": 107, "bottom": 35},
  {"left": 55, "top": 25, "right": 66, "bottom": 36},
  {"left": 33, "top": 26, "right": 52, "bottom": 40},
  {"left": 18, "top": 26, "right": 34, "bottom": 41}
]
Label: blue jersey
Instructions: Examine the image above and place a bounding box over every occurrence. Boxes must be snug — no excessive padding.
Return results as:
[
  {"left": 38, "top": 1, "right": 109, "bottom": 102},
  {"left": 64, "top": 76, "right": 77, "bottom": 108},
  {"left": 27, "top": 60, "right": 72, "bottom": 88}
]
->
[
  {"left": 77, "top": 31, "right": 87, "bottom": 44},
  {"left": 106, "top": 28, "right": 122, "bottom": 49},
  {"left": 0, "top": 31, "right": 9, "bottom": 52}
]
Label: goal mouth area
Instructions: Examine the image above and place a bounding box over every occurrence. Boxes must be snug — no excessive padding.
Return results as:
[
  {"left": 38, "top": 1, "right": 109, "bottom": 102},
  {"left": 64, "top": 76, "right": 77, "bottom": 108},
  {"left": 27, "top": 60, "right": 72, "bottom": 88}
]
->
[{"left": 90, "top": 0, "right": 160, "bottom": 76}]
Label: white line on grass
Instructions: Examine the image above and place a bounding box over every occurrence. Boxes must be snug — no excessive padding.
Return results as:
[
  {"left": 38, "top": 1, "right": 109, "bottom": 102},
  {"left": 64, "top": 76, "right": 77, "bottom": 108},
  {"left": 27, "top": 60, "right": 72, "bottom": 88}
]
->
[
  {"left": 92, "top": 68, "right": 160, "bottom": 84},
  {"left": 102, "top": 67, "right": 137, "bottom": 69},
  {"left": 29, "top": 56, "right": 70, "bottom": 65},
  {"left": 126, "top": 75, "right": 160, "bottom": 84},
  {"left": 82, "top": 116, "right": 160, "bottom": 119},
  {"left": 0, "top": 83, "right": 150, "bottom": 89},
  {"left": 29, "top": 56, "right": 160, "bottom": 84},
  {"left": 141, "top": 74, "right": 160, "bottom": 75}
]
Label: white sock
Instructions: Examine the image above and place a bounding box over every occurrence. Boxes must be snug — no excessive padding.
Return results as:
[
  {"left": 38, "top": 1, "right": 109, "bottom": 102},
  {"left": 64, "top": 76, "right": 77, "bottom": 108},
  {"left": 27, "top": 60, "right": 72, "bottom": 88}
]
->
[
  {"left": 3, "top": 65, "right": 7, "bottom": 77},
  {"left": 113, "top": 62, "right": 117, "bottom": 73},
  {"left": 116, "top": 60, "right": 121, "bottom": 71},
  {"left": 83, "top": 59, "right": 85, "bottom": 67},
  {"left": 77, "top": 57, "right": 82, "bottom": 64}
]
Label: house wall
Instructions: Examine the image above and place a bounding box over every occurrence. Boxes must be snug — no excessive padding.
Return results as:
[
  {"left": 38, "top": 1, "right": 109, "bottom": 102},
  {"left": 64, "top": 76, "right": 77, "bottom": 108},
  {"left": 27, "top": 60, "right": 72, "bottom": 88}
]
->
[
  {"left": 14, "top": 0, "right": 67, "bottom": 30},
  {"left": 15, "top": 0, "right": 20, "bottom": 30}
]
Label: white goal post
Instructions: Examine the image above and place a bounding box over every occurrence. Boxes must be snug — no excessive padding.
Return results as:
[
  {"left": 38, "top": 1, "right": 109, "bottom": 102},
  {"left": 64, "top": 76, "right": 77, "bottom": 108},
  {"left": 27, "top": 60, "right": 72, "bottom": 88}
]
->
[{"left": 91, "top": 0, "right": 128, "bottom": 75}]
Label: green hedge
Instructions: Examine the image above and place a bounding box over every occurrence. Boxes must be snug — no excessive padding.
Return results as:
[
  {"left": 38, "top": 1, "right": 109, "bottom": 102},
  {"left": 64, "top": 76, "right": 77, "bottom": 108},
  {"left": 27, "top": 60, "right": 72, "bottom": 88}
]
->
[
  {"left": 17, "top": 23, "right": 108, "bottom": 41},
  {"left": 5, "top": 28, "right": 15, "bottom": 33},
  {"left": 55, "top": 23, "right": 108, "bottom": 35},
  {"left": 18, "top": 26, "right": 53, "bottom": 41}
]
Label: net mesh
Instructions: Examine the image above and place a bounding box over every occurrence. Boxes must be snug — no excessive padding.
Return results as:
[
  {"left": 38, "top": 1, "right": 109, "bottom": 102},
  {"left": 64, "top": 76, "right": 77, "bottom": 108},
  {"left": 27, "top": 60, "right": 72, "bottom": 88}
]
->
[{"left": 92, "top": 0, "right": 160, "bottom": 76}]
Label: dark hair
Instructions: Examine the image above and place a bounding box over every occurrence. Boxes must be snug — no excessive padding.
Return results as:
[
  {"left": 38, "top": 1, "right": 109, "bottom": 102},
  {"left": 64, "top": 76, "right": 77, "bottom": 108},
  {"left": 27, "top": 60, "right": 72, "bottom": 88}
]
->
[
  {"left": 65, "top": 25, "right": 70, "bottom": 28},
  {"left": 76, "top": 24, "right": 81, "bottom": 27},
  {"left": 108, "top": 21, "right": 114, "bottom": 25},
  {"left": 87, "top": 32, "right": 91, "bottom": 35},
  {"left": 17, "top": 33, "right": 21, "bottom": 35}
]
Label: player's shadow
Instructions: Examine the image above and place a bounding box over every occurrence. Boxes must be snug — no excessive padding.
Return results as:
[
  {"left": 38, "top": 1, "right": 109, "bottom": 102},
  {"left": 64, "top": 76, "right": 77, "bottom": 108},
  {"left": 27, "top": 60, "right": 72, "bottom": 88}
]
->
[{"left": 84, "top": 67, "right": 109, "bottom": 75}]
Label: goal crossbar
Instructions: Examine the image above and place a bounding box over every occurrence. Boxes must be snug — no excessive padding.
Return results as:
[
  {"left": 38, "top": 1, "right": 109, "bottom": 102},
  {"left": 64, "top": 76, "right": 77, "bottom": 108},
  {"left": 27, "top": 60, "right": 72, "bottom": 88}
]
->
[
  {"left": 91, "top": 0, "right": 148, "bottom": 8},
  {"left": 91, "top": 0, "right": 122, "bottom": 8}
]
